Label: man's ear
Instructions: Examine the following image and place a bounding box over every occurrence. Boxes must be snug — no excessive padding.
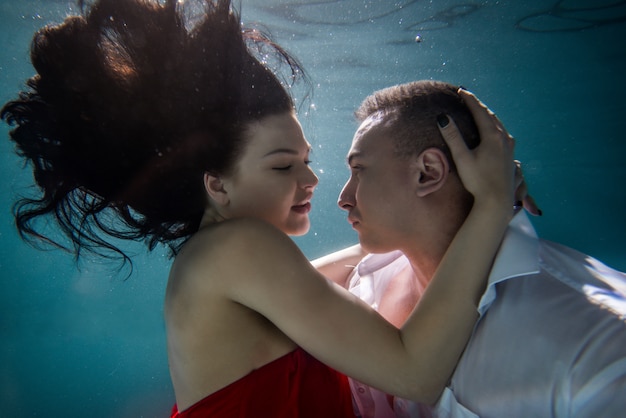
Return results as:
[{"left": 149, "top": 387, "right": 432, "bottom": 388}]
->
[
  {"left": 203, "top": 172, "right": 229, "bottom": 206},
  {"left": 414, "top": 148, "right": 450, "bottom": 197}
]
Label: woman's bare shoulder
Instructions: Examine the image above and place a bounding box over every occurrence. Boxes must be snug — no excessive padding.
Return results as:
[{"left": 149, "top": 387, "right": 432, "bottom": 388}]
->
[
  {"left": 169, "top": 218, "right": 298, "bottom": 290},
  {"left": 187, "top": 218, "right": 291, "bottom": 258}
]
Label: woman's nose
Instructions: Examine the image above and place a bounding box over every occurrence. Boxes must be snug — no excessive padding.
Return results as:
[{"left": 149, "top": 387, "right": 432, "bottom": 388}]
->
[{"left": 302, "top": 165, "right": 319, "bottom": 189}]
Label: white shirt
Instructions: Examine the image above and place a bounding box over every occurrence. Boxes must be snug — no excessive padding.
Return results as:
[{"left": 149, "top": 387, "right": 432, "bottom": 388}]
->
[
  {"left": 350, "top": 212, "right": 626, "bottom": 418},
  {"left": 348, "top": 251, "right": 430, "bottom": 418}
]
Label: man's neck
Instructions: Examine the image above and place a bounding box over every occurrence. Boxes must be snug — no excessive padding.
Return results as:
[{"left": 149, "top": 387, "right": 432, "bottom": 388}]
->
[
  {"left": 401, "top": 225, "right": 458, "bottom": 290},
  {"left": 403, "top": 248, "right": 443, "bottom": 290}
]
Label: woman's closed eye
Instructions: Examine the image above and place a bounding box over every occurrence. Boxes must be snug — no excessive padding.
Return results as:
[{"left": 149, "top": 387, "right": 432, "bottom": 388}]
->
[
  {"left": 273, "top": 165, "right": 292, "bottom": 171},
  {"left": 273, "top": 160, "right": 312, "bottom": 171}
]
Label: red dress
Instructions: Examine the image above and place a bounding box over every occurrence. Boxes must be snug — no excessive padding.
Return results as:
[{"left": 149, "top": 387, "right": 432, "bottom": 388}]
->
[{"left": 170, "top": 347, "right": 355, "bottom": 417}]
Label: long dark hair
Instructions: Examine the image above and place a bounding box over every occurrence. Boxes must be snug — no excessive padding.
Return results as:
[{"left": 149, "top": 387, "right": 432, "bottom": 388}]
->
[{"left": 1, "top": 0, "right": 307, "bottom": 266}]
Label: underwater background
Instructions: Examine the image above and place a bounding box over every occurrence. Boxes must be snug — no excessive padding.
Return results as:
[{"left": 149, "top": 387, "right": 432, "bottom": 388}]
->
[{"left": 1, "top": 0, "right": 625, "bottom": 416}]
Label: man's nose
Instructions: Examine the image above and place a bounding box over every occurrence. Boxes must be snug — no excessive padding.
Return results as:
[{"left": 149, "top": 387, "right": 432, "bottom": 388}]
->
[{"left": 337, "top": 180, "right": 355, "bottom": 210}]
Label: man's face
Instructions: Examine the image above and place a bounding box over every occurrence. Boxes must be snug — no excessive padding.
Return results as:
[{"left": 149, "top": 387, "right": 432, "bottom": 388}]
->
[{"left": 338, "top": 116, "right": 419, "bottom": 253}]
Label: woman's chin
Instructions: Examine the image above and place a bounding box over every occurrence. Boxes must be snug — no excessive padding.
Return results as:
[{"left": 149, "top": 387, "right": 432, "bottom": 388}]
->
[{"left": 285, "top": 221, "right": 310, "bottom": 237}]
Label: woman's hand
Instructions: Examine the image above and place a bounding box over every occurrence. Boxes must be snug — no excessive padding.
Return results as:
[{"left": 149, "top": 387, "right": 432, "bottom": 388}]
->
[
  {"left": 514, "top": 160, "right": 542, "bottom": 216},
  {"left": 437, "top": 88, "right": 515, "bottom": 214},
  {"left": 436, "top": 88, "right": 542, "bottom": 216}
]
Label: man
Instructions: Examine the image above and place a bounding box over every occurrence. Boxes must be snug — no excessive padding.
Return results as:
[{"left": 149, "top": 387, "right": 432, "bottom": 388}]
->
[{"left": 315, "top": 81, "right": 626, "bottom": 417}]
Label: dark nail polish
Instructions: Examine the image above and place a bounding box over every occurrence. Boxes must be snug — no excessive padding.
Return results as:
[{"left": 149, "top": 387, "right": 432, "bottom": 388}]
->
[
  {"left": 459, "top": 85, "right": 466, "bottom": 91},
  {"left": 537, "top": 209, "right": 543, "bottom": 216},
  {"left": 437, "top": 113, "right": 449, "bottom": 128}
]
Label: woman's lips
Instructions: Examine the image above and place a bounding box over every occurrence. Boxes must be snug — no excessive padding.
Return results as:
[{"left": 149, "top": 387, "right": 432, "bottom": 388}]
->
[{"left": 291, "top": 202, "right": 311, "bottom": 214}]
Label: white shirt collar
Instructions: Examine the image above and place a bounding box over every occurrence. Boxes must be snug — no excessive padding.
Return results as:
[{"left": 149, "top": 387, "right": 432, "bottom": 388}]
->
[
  {"left": 353, "top": 212, "right": 542, "bottom": 317},
  {"left": 478, "top": 211, "right": 541, "bottom": 316},
  {"left": 356, "top": 250, "right": 404, "bottom": 276}
]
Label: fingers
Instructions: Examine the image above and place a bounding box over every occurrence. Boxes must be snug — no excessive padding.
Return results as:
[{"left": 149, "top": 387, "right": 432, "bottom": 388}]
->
[
  {"left": 458, "top": 88, "right": 514, "bottom": 147},
  {"left": 458, "top": 88, "right": 495, "bottom": 132},
  {"left": 513, "top": 160, "right": 542, "bottom": 216},
  {"left": 442, "top": 88, "right": 517, "bottom": 208},
  {"left": 457, "top": 89, "right": 515, "bottom": 171},
  {"left": 523, "top": 195, "right": 542, "bottom": 216},
  {"left": 514, "top": 160, "right": 524, "bottom": 190},
  {"left": 437, "top": 113, "right": 470, "bottom": 164}
]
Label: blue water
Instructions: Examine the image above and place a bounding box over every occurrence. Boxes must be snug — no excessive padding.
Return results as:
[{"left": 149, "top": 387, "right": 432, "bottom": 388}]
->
[{"left": 1, "top": 0, "right": 624, "bottom": 416}]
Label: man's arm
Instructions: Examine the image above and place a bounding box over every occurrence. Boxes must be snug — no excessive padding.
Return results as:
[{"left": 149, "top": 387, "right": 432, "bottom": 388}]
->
[{"left": 311, "top": 244, "right": 367, "bottom": 288}]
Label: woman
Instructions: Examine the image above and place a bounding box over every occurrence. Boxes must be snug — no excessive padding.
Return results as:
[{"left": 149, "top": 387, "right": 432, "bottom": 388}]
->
[{"left": 1, "top": 0, "right": 515, "bottom": 416}]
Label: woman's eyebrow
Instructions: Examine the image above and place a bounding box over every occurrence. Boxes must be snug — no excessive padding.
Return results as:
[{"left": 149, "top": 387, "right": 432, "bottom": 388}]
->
[
  {"left": 263, "top": 148, "right": 298, "bottom": 157},
  {"left": 264, "top": 145, "right": 312, "bottom": 158}
]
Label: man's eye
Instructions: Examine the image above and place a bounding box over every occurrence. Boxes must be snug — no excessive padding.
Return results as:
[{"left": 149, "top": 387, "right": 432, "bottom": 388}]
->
[{"left": 273, "top": 165, "right": 292, "bottom": 171}]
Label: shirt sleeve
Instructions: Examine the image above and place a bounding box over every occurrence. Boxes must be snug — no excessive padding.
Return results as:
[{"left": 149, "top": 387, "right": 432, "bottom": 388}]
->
[{"left": 567, "top": 358, "right": 626, "bottom": 418}]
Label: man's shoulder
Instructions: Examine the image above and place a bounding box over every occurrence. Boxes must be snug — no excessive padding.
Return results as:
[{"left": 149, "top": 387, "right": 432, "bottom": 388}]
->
[
  {"left": 537, "top": 239, "right": 626, "bottom": 318},
  {"left": 538, "top": 239, "right": 626, "bottom": 288}
]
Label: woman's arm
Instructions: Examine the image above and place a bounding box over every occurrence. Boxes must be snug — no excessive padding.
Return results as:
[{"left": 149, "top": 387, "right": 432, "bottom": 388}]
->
[{"left": 311, "top": 244, "right": 367, "bottom": 288}]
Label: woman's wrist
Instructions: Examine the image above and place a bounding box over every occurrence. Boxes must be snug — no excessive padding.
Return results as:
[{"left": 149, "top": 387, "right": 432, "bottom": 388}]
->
[{"left": 472, "top": 196, "right": 513, "bottom": 228}]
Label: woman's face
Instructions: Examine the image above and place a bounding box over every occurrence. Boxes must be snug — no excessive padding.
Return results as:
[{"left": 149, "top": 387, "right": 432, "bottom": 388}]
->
[{"left": 219, "top": 111, "right": 318, "bottom": 236}]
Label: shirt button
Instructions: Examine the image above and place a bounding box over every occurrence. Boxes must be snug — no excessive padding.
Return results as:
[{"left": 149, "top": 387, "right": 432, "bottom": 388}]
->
[{"left": 358, "top": 387, "right": 366, "bottom": 393}]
